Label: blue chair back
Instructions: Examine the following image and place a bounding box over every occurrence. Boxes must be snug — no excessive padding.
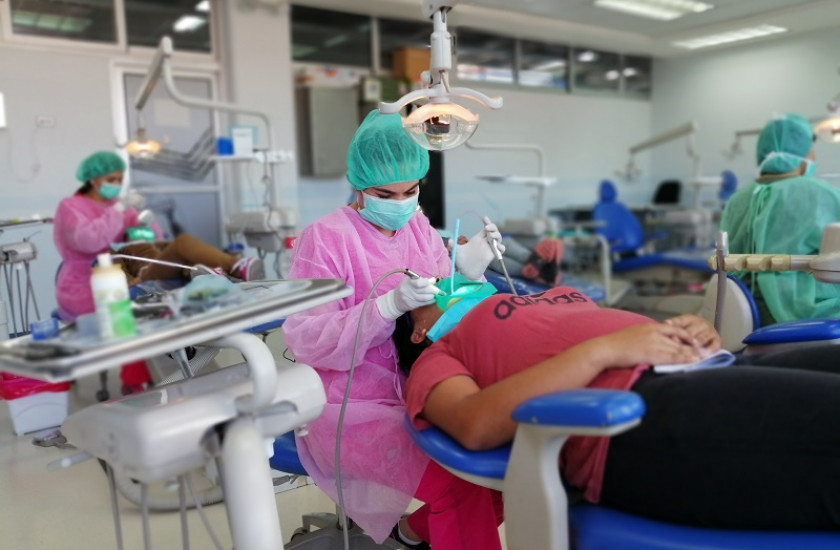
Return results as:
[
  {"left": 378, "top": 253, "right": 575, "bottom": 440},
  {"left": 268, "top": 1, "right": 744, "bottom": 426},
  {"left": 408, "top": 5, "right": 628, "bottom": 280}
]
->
[{"left": 593, "top": 181, "right": 645, "bottom": 253}]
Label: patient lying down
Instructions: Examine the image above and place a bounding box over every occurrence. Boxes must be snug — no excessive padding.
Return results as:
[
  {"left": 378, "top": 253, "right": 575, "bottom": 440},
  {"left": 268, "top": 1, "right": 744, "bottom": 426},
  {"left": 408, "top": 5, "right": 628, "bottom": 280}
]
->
[{"left": 396, "top": 284, "right": 840, "bottom": 530}]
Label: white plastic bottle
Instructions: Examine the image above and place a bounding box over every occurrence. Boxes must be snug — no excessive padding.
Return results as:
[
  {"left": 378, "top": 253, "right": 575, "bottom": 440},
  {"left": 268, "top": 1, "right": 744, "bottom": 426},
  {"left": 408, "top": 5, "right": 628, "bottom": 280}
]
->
[{"left": 90, "top": 253, "right": 136, "bottom": 339}]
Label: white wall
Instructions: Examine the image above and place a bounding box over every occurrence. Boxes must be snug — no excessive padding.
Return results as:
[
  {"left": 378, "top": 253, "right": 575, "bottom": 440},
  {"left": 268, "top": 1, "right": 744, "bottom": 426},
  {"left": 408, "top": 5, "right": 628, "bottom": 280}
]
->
[
  {"left": 0, "top": 45, "right": 118, "bottom": 322},
  {"left": 651, "top": 27, "right": 840, "bottom": 207},
  {"left": 440, "top": 87, "right": 651, "bottom": 235}
]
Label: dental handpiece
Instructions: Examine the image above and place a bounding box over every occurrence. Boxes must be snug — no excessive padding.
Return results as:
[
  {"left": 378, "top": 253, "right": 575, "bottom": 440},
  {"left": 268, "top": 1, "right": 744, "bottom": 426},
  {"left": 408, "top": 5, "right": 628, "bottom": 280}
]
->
[
  {"left": 404, "top": 269, "right": 444, "bottom": 295},
  {"left": 487, "top": 237, "right": 518, "bottom": 296}
]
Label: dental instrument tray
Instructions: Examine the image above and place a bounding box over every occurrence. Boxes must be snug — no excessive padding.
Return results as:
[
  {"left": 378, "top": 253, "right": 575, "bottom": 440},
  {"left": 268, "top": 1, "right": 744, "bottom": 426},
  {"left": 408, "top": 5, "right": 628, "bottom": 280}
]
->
[{"left": 0, "top": 278, "right": 351, "bottom": 382}]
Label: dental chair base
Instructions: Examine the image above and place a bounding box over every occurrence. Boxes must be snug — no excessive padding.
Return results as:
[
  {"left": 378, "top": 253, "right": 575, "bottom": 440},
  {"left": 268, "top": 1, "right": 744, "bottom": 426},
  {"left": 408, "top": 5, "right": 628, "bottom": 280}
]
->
[
  {"left": 271, "top": 433, "right": 402, "bottom": 550},
  {"left": 405, "top": 389, "right": 840, "bottom": 550}
]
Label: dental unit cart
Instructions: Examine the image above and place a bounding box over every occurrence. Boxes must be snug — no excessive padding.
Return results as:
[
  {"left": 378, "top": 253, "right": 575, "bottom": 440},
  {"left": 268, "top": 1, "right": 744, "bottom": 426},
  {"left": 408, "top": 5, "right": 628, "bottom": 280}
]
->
[{"left": 0, "top": 278, "right": 352, "bottom": 550}]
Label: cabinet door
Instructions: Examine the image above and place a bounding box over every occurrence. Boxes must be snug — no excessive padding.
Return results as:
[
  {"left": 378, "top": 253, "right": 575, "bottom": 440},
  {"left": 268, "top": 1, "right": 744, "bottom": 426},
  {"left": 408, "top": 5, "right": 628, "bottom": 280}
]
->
[{"left": 300, "top": 87, "right": 358, "bottom": 177}]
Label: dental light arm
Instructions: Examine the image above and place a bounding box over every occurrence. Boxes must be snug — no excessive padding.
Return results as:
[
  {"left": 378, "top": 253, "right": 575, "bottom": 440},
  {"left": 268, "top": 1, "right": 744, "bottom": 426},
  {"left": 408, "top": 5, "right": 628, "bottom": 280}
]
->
[
  {"left": 134, "top": 36, "right": 276, "bottom": 154},
  {"left": 378, "top": 0, "right": 503, "bottom": 150},
  {"left": 619, "top": 121, "right": 697, "bottom": 181},
  {"left": 708, "top": 224, "right": 840, "bottom": 284}
]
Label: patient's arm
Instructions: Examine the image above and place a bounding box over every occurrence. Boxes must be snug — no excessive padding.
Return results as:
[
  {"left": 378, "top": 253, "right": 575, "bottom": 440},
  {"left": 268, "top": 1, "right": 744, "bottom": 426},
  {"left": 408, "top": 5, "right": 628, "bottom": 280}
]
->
[{"left": 422, "top": 323, "right": 703, "bottom": 451}]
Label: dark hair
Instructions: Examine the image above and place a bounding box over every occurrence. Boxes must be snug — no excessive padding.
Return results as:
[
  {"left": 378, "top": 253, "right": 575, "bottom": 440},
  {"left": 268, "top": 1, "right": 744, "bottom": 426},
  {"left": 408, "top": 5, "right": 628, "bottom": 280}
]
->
[
  {"left": 76, "top": 181, "right": 93, "bottom": 194},
  {"left": 393, "top": 313, "right": 433, "bottom": 375}
]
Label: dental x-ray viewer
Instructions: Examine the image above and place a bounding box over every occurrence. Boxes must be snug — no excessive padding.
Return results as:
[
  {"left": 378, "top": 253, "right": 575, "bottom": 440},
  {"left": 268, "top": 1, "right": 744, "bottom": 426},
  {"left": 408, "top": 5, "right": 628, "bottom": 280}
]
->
[{"left": 282, "top": 110, "right": 505, "bottom": 550}]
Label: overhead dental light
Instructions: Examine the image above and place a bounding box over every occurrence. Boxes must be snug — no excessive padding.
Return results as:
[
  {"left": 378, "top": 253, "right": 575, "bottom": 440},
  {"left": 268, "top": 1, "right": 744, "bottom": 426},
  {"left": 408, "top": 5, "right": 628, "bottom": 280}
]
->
[
  {"left": 133, "top": 36, "right": 297, "bottom": 274},
  {"left": 378, "top": 0, "right": 503, "bottom": 151},
  {"left": 121, "top": 112, "right": 163, "bottom": 158}
]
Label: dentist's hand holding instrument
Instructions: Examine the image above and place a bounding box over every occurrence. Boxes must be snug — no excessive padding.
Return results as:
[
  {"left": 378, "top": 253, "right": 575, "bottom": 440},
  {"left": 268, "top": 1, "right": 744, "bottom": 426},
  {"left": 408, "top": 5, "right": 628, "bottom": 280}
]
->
[
  {"left": 376, "top": 270, "right": 442, "bottom": 319},
  {"left": 455, "top": 216, "right": 506, "bottom": 281}
]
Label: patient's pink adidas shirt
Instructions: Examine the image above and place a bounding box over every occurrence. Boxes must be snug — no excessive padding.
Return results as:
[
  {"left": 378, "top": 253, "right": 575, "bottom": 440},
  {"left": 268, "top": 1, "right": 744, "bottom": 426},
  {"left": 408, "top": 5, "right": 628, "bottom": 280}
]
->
[{"left": 405, "top": 287, "right": 651, "bottom": 503}]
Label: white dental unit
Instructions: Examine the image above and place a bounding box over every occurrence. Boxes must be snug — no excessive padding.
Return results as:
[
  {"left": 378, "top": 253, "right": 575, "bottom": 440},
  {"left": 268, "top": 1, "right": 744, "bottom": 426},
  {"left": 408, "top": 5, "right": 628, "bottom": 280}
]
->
[{"left": 0, "top": 278, "right": 351, "bottom": 550}]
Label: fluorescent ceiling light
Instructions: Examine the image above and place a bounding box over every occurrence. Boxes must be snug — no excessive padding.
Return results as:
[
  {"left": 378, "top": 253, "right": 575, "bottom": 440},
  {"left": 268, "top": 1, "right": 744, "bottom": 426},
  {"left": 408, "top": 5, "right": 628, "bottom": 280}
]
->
[
  {"left": 673, "top": 24, "right": 787, "bottom": 49},
  {"left": 595, "top": 0, "right": 713, "bottom": 21},
  {"left": 623, "top": 67, "right": 638, "bottom": 77},
  {"left": 195, "top": 0, "right": 210, "bottom": 12},
  {"left": 173, "top": 15, "right": 206, "bottom": 33},
  {"left": 605, "top": 70, "right": 620, "bottom": 80},
  {"left": 577, "top": 50, "right": 598, "bottom": 63},
  {"left": 530, "top": 60, "right": 567, "bottom": 71}
]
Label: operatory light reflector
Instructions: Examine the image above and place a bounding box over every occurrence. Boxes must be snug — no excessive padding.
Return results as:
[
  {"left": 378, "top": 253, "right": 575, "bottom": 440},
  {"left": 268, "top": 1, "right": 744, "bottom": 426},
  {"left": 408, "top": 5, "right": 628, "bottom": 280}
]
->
[{"left": 594, "top": 0, "right": 713, "bottom": 21}]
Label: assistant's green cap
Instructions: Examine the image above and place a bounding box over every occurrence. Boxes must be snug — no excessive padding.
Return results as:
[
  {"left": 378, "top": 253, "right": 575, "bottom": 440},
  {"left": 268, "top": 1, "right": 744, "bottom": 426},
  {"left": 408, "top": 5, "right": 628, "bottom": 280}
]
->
[{"left": 76, "top": 151, "right": 126, "bottom": 183}]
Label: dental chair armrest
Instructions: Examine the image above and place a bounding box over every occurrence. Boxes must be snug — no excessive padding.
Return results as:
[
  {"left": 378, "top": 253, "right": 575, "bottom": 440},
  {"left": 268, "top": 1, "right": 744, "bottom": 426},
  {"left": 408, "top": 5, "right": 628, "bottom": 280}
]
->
[
  {"left": 505, "top": 389, "right": 645, "bottom": 550},
  {"left": 511, "top": 388, "right": 645, "bottom": 434}
]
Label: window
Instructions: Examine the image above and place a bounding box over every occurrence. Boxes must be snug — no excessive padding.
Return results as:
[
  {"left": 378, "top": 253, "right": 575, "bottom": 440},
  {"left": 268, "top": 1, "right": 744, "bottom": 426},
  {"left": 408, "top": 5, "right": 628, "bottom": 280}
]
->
[
  {"left": 519, "top": 40, "right": 569, "bottom": 90},
  {"left": 572, "top": 48, "right": 621, "bottom": 94},
  {"left": 454, "top": 28, "right": 515, "bottom": 84},
  {"left": 379, "top": 17, "right": 432, "bottom": 75},
  {"left": 9, "top": 0, "right": 117, "bottom": 44},
  {"left": 291, "top": 6, "right": 371, "bottom": 67},
  {"left": 126, "top": 0, "right": 213, "bottom": 53},
  {"left": 622, "top": 55, "right": 652, "bottom": 98}
]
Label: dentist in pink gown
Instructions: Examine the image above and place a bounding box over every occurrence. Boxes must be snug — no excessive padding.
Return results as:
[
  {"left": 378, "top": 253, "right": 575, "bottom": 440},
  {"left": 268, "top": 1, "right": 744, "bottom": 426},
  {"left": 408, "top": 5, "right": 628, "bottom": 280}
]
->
[{"left": 282, "top": 110, "right": 506, "bottom": 550}]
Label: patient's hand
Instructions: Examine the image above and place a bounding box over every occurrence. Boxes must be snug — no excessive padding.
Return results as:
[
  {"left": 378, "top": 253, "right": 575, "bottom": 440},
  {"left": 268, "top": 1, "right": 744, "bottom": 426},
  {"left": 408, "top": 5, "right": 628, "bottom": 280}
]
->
[
  {"left": 664, "top": 314, "right": 721, "bottom": 353},
  {"left": 597, "top": 322, "right": 705, "bottom": 368}
]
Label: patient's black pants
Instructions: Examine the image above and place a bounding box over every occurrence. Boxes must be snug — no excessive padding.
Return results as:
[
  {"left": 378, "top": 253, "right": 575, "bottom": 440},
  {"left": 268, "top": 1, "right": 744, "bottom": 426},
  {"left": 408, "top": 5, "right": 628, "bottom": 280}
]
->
[{"left": 601, "top": 345, "right": 840, "bottom": 530}]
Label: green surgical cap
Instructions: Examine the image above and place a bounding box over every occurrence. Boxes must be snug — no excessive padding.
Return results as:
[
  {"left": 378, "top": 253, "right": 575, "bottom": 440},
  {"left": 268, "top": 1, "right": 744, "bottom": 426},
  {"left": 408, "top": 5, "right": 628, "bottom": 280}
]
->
[
  {"left": 756, "top": 114, "right": 814, "bottom": 174},
  {"left": 76, "top": 151, "right": 126, "bottom": 183},
  {"left": 346, "top": 110, "right": 429, "bottom": 190}
]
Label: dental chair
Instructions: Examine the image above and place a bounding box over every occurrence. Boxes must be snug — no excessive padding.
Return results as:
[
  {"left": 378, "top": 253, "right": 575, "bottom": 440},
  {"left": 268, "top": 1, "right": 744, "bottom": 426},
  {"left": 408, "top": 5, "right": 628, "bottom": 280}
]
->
[
  {"left": 269, "top": 432, "right": 401, "bottom": 549},
  {"left": 593, "top": 180, "right": 712, "bottom": 276},
  {"left": 699, "top": 273, "right": 840, "bottom": 354},
  {"left": 405, "top": 389, "right": 840, "bottom": 550}
]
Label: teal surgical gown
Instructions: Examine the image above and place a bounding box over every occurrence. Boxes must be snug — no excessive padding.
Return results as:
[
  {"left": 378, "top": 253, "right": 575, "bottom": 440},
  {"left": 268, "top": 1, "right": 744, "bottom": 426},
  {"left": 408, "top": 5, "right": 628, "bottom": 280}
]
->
[{"left": 720, "top": 175, "right": 840, "bottom": 324}]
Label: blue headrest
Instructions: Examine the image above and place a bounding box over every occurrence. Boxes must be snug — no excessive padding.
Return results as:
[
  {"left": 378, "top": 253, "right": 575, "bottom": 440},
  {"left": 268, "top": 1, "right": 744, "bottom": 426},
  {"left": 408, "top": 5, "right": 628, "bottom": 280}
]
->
[
  {"left": 599, "top": 180, "right": 617, "bottom": 203},
  {"left": 719, "top": 170, "right": 738, "bottom": 201}
]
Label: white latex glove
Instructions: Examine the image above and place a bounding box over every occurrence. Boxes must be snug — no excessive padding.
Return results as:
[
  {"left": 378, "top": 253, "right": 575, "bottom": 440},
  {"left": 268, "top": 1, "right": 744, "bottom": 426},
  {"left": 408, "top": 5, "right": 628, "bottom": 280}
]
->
[
  {"left": 376, "top": 276, "right": 440, "bottom": 320},
  {"left": 137, "top": 209, "right": 155, "bottom": 226},
  {"left": 111, "top": 200, "right": 126, "bottom": 213},
  {"left": 124, "top": 190, "right": 147, "bottom": 210},
  {"left": 455, "top": 216, "right": 506, "bottom": 281}
]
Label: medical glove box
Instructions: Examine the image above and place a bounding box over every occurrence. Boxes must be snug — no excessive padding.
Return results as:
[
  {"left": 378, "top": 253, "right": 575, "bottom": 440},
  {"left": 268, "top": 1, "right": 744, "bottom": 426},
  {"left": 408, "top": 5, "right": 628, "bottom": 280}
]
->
[{"left": 0, "top": 372, "right": 70, "bottom": 435}]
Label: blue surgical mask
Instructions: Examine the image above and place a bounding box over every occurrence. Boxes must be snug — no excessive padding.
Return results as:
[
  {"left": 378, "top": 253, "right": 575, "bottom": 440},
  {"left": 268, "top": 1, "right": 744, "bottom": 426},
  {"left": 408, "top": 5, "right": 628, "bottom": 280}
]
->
[
  {"left": 98, "top": 183, "right": 122, "bottom": 200},
  {"left": 803, "top": 159, "right": 817, "bottom": 177},
  {"left": 358, "top": 193, "right": 418, "bottom": 231}
]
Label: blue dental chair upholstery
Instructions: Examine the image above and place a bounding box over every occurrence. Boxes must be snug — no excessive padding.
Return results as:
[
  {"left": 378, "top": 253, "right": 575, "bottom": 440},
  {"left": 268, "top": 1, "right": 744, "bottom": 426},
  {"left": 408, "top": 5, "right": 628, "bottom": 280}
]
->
[
  {"left": 699, "top": 274, "right": 840, "bottom": 354},
  {"left": 406, "top": 390, "right": 840, "bottom": 550}
]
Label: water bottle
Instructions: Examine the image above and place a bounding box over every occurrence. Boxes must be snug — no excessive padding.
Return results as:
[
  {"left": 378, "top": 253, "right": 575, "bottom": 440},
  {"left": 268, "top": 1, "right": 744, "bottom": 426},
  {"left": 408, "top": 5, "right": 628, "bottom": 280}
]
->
[{"left": 90, "top": 253, "right": 136, "bottom": 339}]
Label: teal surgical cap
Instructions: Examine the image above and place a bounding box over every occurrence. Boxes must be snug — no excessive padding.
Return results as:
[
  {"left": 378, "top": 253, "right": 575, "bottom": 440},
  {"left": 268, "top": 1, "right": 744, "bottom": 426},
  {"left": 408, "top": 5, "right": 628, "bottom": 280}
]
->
[
  {"left": 76, "top": 151, "right": 126, "bottom": 183},
  {"left": 756, "top": 114, "right": 815, "bottom": 174},
  {"left": 346, "top": 110, "right": 430, "bottom": 190},
  {"left": 427, "top": 274, "right": 497, "bottom": 342}
]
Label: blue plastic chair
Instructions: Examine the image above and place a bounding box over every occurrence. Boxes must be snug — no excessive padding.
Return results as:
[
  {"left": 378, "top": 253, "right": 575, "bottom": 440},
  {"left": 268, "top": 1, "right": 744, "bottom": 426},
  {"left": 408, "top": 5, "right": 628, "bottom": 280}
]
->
[{"left": 406, "top": 389, "right": 840, "bottom": 550}]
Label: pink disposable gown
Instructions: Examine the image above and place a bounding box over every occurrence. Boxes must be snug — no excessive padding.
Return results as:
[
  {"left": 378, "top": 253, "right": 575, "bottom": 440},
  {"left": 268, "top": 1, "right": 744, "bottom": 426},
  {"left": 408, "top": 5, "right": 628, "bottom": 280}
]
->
[
  {"left": 282, "top": 206, "right": 451, "bottom": 542},
  {"left": 53, "top": 193, "right": 161, "bottom": 319}
]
